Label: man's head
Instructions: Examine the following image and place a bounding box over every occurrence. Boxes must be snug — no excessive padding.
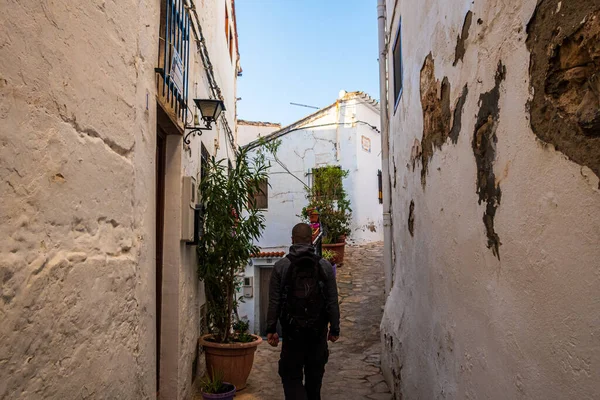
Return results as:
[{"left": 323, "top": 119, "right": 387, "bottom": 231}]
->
[{"left": 292, "top": 223, "right": 312, "bottom": 245}]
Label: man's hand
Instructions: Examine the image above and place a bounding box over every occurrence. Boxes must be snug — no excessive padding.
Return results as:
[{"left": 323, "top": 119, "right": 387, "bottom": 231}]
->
[
  {"left": 328, "top": 333, "right": 339, "bottom": 343},
  {"left": 267, "top": 333, "right": 279, "bottom": 347}
]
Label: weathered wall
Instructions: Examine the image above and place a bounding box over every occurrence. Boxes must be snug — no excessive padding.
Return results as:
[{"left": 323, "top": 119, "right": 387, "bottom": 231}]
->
[
  {"left": 381, "top": 0, "right": 600, "bottom": 399},
  {"left": 248, "top": 94, "right": 383, "bottom": 249},
  {"left": 173, "top": 2, "right": 239, "bottom": 398},
  {"left": 0, "top": 0, "right": 238, "bottom": 399},
  {"left": 0, "top": 0, "right": 159, "bottom": 398}
]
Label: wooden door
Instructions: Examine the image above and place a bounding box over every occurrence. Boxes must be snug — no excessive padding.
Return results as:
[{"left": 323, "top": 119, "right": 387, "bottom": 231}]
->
[
  {"left": 155, "top": 128, "right": 166, "bottom": 393},
  {"left": 259, "top": 268, "right": 282, "bottom": 337}
]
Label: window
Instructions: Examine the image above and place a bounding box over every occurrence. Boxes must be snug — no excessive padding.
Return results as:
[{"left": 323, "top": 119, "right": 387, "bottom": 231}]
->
[
  {"left": 229, "top": 30, "right": 234, "bottom": 61},
  {"left": 157, "top": 0, "right": 191, "bottom": 123},
  {"left": 378, "top": 170, "right": 383, "bottom": 204},
  {"left": 225, "top": 5, "right": 229, "bottom": 41},
  {"left": 392, "top": 20, "right": 403, "bottom": 111},
  {"left": 200, "top": 143, "right": 210, "bottom": 183},
  {"left": 225, "top": 4, "right": 234, "bottom": 62},
  {"left": 312, "top": 166, "right": 344, "bottom": 202},
  {"left": 251, "top": 179, "right": 268, "bottom": 209}
]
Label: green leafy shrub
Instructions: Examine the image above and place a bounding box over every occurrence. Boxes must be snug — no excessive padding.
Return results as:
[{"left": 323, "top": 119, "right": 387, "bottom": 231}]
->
[{"left": 198, "top": 145, "right": 274, "bottom": 343}]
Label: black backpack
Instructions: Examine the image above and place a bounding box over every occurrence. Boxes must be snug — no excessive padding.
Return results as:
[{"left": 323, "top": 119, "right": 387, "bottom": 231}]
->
[{"left": 280, "top": 253, "right": 328, "bottom": 334}]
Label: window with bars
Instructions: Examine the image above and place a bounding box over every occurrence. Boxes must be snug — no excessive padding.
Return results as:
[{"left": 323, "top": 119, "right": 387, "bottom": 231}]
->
[
  {"left": 156, "top": 0, "right": 191, "bottom": 123},
  {"left": 201, "top": 143, "right": 210, "bottom": 183}
]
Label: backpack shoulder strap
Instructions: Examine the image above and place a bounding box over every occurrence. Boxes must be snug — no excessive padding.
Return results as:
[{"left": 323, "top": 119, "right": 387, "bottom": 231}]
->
[
  {"left": 317, "top": 259, "right": 330, "bottom": 281},
  {"left": 280, "top": 255, "right": 295, "bottom": 288}
]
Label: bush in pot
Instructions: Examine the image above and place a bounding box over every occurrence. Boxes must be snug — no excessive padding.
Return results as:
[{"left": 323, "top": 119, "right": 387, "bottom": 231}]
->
[
  {"left": 197, "top": 144, "right": 276, "bottom": 390},
  {"left": 302, "top": 166, "right": 352, "bottom": 265}
]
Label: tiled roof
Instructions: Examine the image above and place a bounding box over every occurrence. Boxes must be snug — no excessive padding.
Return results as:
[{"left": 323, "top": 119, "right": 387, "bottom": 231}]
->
[
  {"left": 251, "top": 251, "right": 285, "bottom": 258},
  {"left": 238, "top": 119, "right": 281, "bottom": 128}
]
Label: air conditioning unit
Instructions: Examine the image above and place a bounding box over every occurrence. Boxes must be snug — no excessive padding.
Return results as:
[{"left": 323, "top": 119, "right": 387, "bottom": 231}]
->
[{"left": 181, "top": 176, "right": 198, "bottom": 242}]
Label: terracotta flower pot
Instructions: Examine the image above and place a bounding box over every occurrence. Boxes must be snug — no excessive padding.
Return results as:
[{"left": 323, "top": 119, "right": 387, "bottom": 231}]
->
[
  {"left": 309, "top": 211, "right": 320, "bottom": 223},
  {"left": 199, "top": 335, "right": 263, "bottom": 391},
  {"left": 322, "top": 242, "right": 345, "bottom": 267},
  {"left": 200, "top": 383, "right": 236, "bottom": 400}
]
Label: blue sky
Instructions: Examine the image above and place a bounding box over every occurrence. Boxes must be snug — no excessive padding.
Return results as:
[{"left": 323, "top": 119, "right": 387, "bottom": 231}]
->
[{"left": 235, "top": 0, "right": 380, "bottom": 126}]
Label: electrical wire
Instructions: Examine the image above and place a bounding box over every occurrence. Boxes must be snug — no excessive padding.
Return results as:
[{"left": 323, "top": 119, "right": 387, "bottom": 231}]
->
[
  {"left": 244, "top": 121, "right": 380, "bottom": 151},
  {"left": 187, "top": 1, "right": 237, "bottom": 153},
  {"left": 273, "top": 156, "right": 309, "bottom": 190}
]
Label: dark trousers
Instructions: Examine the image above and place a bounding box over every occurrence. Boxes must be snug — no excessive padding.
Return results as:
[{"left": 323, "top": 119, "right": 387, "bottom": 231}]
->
[{"left": 278, "top": 329, "right": 329, "bottom": 400}]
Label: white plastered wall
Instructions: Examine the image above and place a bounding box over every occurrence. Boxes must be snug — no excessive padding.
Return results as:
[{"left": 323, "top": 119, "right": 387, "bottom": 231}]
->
[
  {"left": 0, "top": 0, "right": 238, "bottom": 399},
  {"left": 237, "top": 122, "right": 281, "bottom": 147},
  {"left": 380, "top": 0, "right": 600, "bottom": 399},
  {"left": 249, "top": 96, "right": 383, "bottom": 249}
]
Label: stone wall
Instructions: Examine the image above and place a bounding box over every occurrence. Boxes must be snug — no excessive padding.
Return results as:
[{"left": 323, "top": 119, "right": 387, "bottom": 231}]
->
[{"left": 380, "top": 0, "right": 600, "bottom": 398}]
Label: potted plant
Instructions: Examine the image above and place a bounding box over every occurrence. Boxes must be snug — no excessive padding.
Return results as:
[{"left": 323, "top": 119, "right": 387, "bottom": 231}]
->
[
  {"left": 322, "top": 249, "right": 337, "bottom": 277},
  {"left": 309, "top": 209, "right": 320, "bottom": 223},
  {"left": 197, "top": 144, "right": 275, "bottom": 390},
  {"left": 199, "top": 370, "right": 236, "bottom": 400},
  {"left": 304, "top": 166, "right": 352, "bottom": 266}
]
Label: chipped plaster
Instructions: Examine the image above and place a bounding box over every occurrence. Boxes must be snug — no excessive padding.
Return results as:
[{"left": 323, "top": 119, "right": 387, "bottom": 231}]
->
[{"left": 381, "top": 0, "right": 600, "bottom": 399}]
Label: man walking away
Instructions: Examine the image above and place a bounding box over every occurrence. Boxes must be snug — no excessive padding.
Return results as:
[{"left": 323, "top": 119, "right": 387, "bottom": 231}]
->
[{"left": 266, "top": 223, "right": 340, "bottom": 400}]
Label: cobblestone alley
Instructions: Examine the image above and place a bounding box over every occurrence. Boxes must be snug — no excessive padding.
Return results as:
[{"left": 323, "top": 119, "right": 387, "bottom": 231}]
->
[{"left": 231, "top": 243, "right": 391, "bottom": 400}]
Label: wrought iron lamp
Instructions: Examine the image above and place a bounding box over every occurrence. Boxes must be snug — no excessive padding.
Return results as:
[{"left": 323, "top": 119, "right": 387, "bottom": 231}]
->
[{"left": 183, "top": 99, "right": 226, "bottom": 146}]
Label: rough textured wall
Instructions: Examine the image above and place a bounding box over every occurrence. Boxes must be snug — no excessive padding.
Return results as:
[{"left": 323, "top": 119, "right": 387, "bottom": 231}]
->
[
  {"left": 527, "top": 1, "right": 600, "bottom": 184},
  {"left": 167, "top": 0, "right": 240, "bottom": 397},
  {"left": 0, "top": 0, "right": 159, "bottom": 399},
  {"left": 381, "top": 0, "right": 600, "bottom": 399}
]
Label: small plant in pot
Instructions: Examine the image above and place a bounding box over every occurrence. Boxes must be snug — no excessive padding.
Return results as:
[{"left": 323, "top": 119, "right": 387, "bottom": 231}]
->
[
  {"left": 199, "top": 370, "right": 236, "bottom": 400},
  {"left": 322, "top": 249, "right": 337, "bottom": 277},
  {"left": 197, "top": 143, "right": 277, "bottom": 390}
]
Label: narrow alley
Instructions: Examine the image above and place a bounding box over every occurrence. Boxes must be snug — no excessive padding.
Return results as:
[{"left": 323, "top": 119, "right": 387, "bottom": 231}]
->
[
  {"left": 2, "top": 0, "right": 600, "bottom": 399},
  {"left": 231, "top": 243, "right": 391, "bottom": 400}
]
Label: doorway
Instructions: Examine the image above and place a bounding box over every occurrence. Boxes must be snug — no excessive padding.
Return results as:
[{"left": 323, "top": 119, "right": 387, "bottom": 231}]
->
[
  {"left": 259, "top": 267, "right": 282, "bottom": 337},
  {"left": 155, "top": 127, "right": 167, "bottom": 394}
]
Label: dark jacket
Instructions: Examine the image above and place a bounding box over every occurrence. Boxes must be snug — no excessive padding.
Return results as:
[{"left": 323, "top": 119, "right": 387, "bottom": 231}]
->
[{"left": 266, "top": 243, "right": 340, "bottom": 337}]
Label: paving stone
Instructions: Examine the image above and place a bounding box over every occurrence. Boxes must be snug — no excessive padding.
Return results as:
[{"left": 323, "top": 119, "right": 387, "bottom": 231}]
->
[
  {"left": 367, "top": 374, "right": 385, "bottom": 385},
  {"left": 373, "top": 381, "right": 391, "bottom": 393},
  {"left": 367, "top": 393, "right": 393, "bottom": 400}
]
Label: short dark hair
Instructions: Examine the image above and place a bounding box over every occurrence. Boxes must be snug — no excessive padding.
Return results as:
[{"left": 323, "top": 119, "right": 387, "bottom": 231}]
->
[{"left": 292, "top": 223, "right": 312, "bottom": 244}]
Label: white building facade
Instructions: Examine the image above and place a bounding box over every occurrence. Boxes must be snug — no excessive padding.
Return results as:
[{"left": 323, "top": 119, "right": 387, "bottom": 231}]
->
[
  {"left": 378, "top": 0, "right": 600, "bottom": 399},
  {"left": 237, "top": 120, "right": 281, "bottom": 147},
  {"left": 237, "top": 91, "right": 382, "bottom": 335}
]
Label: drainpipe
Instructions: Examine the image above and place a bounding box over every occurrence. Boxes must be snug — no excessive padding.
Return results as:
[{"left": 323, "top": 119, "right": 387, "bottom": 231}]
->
[
  {"left": 378, "top": 0, "right": 393, "bottom": 296},
  {"left": 335, "top": 100, "right": 341, "bottom": 161}
]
